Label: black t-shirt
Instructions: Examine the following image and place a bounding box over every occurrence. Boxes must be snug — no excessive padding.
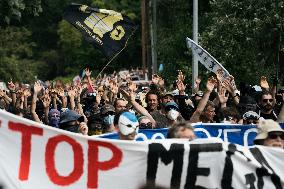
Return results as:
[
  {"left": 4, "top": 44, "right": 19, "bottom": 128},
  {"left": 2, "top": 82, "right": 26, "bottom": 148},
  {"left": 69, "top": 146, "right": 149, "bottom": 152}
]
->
[{"left": 260, "top": 111, "right": 277, "bottom": 121}]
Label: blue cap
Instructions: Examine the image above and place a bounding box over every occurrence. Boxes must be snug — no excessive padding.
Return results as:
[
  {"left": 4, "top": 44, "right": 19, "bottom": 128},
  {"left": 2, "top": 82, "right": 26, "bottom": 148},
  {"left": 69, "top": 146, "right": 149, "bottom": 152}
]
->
[
  {"left": 60, "top": 110, "right": 84, "bottom": 124},
  {"left": 165, "top": 102, "right": 179, "bottom": 112}
]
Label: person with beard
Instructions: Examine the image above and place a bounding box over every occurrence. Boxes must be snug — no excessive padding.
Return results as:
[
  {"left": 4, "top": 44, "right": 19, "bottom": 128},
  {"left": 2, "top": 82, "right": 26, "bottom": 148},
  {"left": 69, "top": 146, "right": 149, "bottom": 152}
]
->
[
  {"left": 150, "top": 92, "right": 181, "bottom": 128},
  {"left": 257, "top": 91, "right": 277, "bottom": 120},
  {"left": 145, "top": 91, "right": 160, "bottom": 113}
]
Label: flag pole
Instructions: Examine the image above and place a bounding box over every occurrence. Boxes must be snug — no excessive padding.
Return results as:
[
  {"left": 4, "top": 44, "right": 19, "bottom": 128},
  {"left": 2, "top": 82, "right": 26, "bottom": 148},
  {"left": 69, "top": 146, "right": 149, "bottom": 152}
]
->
[{"left": 192, "top": 0, "right": 198, "bottom": 93}]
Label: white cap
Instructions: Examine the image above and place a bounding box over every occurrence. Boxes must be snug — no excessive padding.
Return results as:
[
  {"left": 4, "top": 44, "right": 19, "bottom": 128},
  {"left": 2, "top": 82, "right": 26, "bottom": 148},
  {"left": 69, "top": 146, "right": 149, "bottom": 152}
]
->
[{"left": 255, "top": 119, "right": 284, "bottom": 140}]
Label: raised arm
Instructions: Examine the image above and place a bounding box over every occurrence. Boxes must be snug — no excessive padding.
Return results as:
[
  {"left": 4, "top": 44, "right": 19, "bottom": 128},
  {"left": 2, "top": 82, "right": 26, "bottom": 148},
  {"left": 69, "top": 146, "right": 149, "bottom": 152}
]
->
[
  {"left": 31, "top": 82, "right": 43, "bottom": 123},
  {"left": 189, "top": 76, "right": 217, "bottom": 122},
  {"left": 120, "top": 87, "right": 156, "bottom": 127}
]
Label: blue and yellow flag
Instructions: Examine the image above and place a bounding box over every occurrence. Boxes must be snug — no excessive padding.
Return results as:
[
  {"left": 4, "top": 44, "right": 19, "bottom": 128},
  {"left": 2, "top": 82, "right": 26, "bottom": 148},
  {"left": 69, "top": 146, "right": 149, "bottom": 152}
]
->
[{"left": 64, "top": 3, "right": 137, "bottom": 59}]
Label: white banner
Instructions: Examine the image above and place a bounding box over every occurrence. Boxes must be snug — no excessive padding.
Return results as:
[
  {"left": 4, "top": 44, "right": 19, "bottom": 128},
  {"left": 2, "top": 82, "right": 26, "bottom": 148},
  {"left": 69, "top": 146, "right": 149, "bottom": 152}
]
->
[
  {"left": 186, "top": 37, "right": 230, "bottom": 81},
  {"left": 0, "top": 110, "right": 284, "bottom": 189}
]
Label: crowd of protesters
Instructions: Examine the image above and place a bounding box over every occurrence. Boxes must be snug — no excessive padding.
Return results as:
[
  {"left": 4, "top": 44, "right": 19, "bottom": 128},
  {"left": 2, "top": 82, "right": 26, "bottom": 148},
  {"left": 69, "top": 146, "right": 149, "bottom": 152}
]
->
[{"left": 0, "top": 68, "right": 283, "bottom": 148}]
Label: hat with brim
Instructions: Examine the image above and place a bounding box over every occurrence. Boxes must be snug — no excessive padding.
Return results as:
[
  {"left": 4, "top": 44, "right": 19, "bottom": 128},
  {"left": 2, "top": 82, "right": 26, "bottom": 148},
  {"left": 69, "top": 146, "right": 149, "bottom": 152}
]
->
[
  {"left": 254, "top": 119, "right": 284, "bottom": 140},
  {"left": 60, "top": 110, "right": 84, "bottom": 124}
]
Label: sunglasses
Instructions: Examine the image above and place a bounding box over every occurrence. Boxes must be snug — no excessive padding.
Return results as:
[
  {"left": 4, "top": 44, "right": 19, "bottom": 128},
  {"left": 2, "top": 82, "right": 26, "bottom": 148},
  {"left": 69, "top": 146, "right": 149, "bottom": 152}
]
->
[
  {"left": 244, "top": 115, "right": 259, "bottom": 120},
  {"left": 268, "top": 133, "right": 284, "bottom": 140},
  {"left": 139, "top": 122, "right": 153, "bottom": 129},
  {"left": 245, "top": 120, "right": 258, "bottom": 124},
  {"left": 262, "top": 99, "right": 273, "bottom": 103}
]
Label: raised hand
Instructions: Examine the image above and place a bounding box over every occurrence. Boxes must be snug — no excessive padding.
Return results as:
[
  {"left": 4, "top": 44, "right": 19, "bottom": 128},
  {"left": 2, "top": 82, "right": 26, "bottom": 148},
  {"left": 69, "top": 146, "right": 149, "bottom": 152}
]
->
[
  {"left": 119, "top": 87, "right": 135, "bottom": 102},
  {"left": 79, "top": 122, "right": 88, "bottom": 135},
  {"left": 260, "top": 76, "right": 269, "bottom": 90},
  {"left": 57, "top": 88, "right": 65, "bottom": 97},
  {"left": 34, "top": 81, "right": 43, "bottom": 94},
  {"left": 206, "top": 76, "right": 217, "bottom": 92},
  {"left": 128, "top": 81, "right": 137, "bottom": 92},
  {"left": 218, "top": 87, "right": 229, "bottom": 105},
  {"left": 110, "top": 81, "right": 119, "bottom": 95},
  {"left": 177, "top": 70, "right": 185, "bottom": 82},
  {"left": 68, "top": 87, "right": 76, "bottom": 98},
  {"left": 222, "top": 77, "right": 234, "bottom": 95},
  {"left": 23, "top": 88, "right": 31, "bottom": 97},
  {"left": 176, "top": 80, "right": 186, "bottom": 93},
  {"left": 42, "top": 96, "right": 51, "bottom": 108}
]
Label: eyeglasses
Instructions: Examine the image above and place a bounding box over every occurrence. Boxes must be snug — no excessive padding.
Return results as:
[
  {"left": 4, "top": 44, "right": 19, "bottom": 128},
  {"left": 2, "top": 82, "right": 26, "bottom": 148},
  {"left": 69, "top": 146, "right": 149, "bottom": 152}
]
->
[
  {"left": 262, "top": 99, "right": 273, "bottom": 103},
  {"left": 268, "top": 133, "right": 284, "bottom": 140},
  {"left": 243, "top": 115, "right": 259, "bottom": 120},
  {"left": 139, "top": 122, "right": 153, "bottom": 129}
]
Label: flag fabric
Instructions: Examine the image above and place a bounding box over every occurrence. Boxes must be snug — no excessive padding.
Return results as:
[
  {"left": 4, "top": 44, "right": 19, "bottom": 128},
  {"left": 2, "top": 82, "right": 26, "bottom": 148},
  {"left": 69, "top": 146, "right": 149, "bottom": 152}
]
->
[
  {"left": 186, "top": 37, "right": 230, "bottom": 81},
  {"left": 64, "top": 3, "right": 137, "bottom": 59}
]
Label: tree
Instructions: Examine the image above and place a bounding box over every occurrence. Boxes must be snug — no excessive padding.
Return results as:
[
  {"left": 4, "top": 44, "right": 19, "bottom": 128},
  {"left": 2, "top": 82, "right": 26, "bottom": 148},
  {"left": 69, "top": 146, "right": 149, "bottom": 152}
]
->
[
  {"left": 0, "top": 0, "right": 42, "bottom": 25},
  {"left": 0, "top": 26, "right": 44, "bottom": 82},
  {"left": 200, "top": 0, "right": 284, "bottom": 84}
]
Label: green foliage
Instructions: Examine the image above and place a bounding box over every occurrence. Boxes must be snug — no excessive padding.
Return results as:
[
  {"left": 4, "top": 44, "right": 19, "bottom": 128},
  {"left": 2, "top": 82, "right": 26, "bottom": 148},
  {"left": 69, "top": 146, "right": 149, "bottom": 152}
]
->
[
  {"left": 2, "top": 0, "right": 282, "bottom": 86},
  {"left": 0, "top": 26, "right": 44, "bottom": 82},
  {"left": 0, "top": 0, "right": 42, "bottom": 25},
  {"left": 200, "top": 0, "right": 284, "bottom": 84}
]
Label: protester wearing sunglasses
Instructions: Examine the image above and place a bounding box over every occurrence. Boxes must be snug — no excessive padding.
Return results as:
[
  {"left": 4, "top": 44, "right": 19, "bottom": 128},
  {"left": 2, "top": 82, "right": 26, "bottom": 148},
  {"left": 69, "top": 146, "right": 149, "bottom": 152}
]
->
[
  {"left": 258, "top": 91, "right": 277, "bottom": 121},
  {"left": 242, "top": 111, "right": 261, "bottom": 125},
  {"left": 254, "top": 119, "right": 284, "bottom": 148},
  {"left": 138, "top": 116, "right": 154, "bottom": 129}
]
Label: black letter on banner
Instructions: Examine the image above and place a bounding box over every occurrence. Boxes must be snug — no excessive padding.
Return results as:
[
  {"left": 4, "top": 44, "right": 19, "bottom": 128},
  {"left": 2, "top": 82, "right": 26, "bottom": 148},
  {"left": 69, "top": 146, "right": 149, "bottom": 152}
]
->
[
  {"left": 221, "top": 143, "right": 235, "bottom": 189},
  {"left": 146, "top": 143, "right": 184, "bottom": 189},
  {"left": 250, "top": 148, "right": 282, "bottom": 189},
  {"left": 221, "top": 143, "right": 251, "bottom": 189},
  {"left": 245, "top": 173, "right": 256, "bottom": 189},
  {"left": 184, "top": 143, "right": 222, "bottom": 189},
  {"left": 198, "top": 50, "right": 204, "bottom": 57}
]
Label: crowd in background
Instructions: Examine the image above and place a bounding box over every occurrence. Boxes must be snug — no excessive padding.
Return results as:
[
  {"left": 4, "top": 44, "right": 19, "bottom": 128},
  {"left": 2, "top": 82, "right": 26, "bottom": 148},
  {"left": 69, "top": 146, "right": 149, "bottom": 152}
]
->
[{"left": 0, "top": 68, "right": 283, "bottom": 148}]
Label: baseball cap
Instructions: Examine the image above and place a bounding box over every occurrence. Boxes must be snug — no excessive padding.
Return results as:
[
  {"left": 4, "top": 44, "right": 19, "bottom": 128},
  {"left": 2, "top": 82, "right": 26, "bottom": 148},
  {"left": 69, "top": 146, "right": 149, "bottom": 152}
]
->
[
  {"left": 60, "top": 110, "right": 84, "bottom": 124},
  {"left": 165, "top": 102, "right": 179, "bottom": 112}
]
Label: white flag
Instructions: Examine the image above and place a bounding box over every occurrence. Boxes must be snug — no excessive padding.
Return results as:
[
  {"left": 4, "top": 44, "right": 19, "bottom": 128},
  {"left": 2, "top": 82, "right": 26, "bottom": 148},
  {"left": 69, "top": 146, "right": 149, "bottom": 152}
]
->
[{"left": 186, "top": 37, "right": 230, "bottom": 81}]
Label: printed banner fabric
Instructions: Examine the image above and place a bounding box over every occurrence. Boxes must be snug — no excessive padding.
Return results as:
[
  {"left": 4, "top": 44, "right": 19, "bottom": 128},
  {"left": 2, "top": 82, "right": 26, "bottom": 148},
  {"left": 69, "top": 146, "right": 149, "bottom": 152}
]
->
[
  {"left": 64, "top": 3, "right": 137, "bottom": 59},
  {"left": 0, "top": 110, "right": 284, "bottom": 189},
  {"left": 186, "top": 37, "right": 230, "bottom": 81}
]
